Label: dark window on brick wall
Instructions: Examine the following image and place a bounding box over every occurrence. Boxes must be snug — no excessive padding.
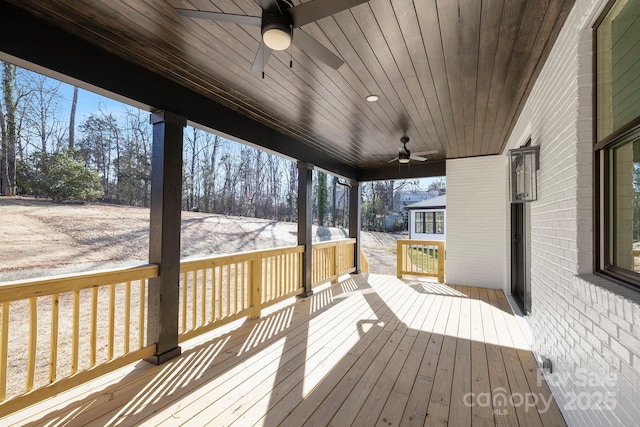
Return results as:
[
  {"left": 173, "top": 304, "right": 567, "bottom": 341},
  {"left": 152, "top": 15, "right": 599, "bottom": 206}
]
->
[{"left": 595, "top": 0, "right": 640, "bottom": 289}]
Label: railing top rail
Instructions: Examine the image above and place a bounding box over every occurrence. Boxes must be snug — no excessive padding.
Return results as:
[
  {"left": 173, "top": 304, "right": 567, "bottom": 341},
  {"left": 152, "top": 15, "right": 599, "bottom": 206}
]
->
[
  {"left": 397, "top": 239, "right": 445, "bottom": 245},
  {"left": 312, "top": 238, "right": 356, "bottom": 249},
  {"left": 0, "top": 264, "right": 159, "bottom": 303},
  {"left": 180, "top": 245, "right": 304, "bottom": 271}
]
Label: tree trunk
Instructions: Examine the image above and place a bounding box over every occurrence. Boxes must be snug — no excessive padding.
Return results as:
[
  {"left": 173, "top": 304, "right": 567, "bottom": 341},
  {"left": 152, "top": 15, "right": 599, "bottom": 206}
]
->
[
  {"left": 68, "top": 86, "right": 78, "bottom": 148},
  {"left": 254, "top": 150, "right": 262, "bottom": 218},
  {"left": 331, "top": 176, "right": 337, "bottom": 227},
  {"left": 208, "top": 135, "right": 219, "bottom": 212},
  {"left": 1, "top": 63, "right": 17, "bottom": 196}
]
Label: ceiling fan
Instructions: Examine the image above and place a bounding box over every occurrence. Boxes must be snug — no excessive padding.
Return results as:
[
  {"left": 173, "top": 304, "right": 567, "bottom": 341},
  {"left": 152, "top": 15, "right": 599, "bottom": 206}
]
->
[
  {"left": 176, "top": 0, "right": 370, "bottom": 72},
  {"left": 388, "top": 136, "right": 437, "bottom": 164}
]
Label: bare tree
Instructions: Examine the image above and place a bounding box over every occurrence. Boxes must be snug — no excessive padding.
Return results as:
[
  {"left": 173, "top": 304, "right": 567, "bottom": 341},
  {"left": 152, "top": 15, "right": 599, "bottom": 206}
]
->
[
  {"left": 1, "top": 62, "right": 17, "bottom": 196},
  {"left": 68, "top": 86, "right": 78, "bottom": 148},
  {"left": 21, "top": 72, "right": 65, "bottom": 154},
  {"left": 331, "top": 175, "right": 338, "bottom": 227}
]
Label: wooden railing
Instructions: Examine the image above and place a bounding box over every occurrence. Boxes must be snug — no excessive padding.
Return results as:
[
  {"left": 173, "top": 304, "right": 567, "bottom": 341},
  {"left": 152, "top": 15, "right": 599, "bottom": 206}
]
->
[
  {"left": 632, "top": 249, "right": 640, "bottom": 270},
  {"left": 0, "top": 239, "right": 360, "bottom": 413},
  {"left": 312, "top": 238, "right": 357, "bottom": 285},
  {"left": 397, "top": 240, "right": 445, "bottom": 282},
  {"left": 360, "top": 249, "right": 370, "bottom": 274},
  {"left": 178, "top": 246, "right": 304, "bottom": 342},
  {"left": 0, "top": 265, "right": 157, "bottom": 413}
]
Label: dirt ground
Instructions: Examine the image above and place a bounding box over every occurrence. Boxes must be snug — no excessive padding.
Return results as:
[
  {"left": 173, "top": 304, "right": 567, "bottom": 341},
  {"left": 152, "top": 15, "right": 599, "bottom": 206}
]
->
[
  {"left": 0, "top": 197, "right": 402, "bottom": 282},
  {"left": 0, "top": 197, "right": 403, "bottom": 401}
]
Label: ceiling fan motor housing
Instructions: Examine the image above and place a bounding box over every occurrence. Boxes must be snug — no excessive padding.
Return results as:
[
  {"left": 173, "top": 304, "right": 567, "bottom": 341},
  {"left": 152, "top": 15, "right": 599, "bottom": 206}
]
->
[{"left": 261, "top": 12, "right": 293, "bottom": 50}]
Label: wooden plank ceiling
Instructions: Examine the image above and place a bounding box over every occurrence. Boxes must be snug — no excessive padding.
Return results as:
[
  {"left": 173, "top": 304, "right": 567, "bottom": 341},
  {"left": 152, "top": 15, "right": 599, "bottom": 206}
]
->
[{"left": 4, "top": 0, "right": 574, "bottom": 174}]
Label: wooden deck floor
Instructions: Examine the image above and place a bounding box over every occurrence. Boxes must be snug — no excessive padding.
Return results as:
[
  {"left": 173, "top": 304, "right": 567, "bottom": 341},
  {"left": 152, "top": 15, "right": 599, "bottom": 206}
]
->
[{"left": 4, "top": 274, "right": 566, "bottom": 427}]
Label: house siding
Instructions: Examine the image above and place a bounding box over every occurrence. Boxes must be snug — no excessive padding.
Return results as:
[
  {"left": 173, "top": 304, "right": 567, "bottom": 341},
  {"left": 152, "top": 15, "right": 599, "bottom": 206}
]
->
[
  {"left": 501, "top": 0, "right": 640, "bottom": 425},
  {"left": 446, "top": 156, "right": 507, "bottom": 289}
]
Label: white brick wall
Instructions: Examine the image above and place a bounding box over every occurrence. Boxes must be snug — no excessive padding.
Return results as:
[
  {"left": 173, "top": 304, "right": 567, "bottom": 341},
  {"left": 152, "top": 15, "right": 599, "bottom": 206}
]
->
[
  {"left": 500, "top": 0, "right": 640, "bottom": 425},
  {"left": 445, "top": 156, "right": 507, "bottom": 289}
]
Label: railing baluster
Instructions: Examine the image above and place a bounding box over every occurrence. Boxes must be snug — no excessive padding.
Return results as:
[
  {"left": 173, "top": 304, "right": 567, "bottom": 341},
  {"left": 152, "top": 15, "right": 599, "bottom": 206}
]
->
[
  {"left": 124, "top": 282, "right": 131, "bottom": 355},
  {"left": 181, "top": 271, "right": 187, "bottom": 333},
  {"left": 0, "top": 302, "right": 8, "bottom": 401},
  {"left": 211, "top": 267, "right": 216, "bottom": 322},
  {"left": 191, "top": 271, "right": 197, "bottom": 329},
  {"left": 272, "top": 255, "right": 276, "bottom": 300},
  {"left": 277, "top": 255, "right": 283, "bottom": 297},
  {"left": 108, "top": 284, "right": 115, "bottom": 360},
  {"left": 285, "top": 253, "right": 290, "bottom": 294},
  {"left": 241, "top": 262, "right": 246, "bottom": 310},
  {"left": 201, "top": 268, "right": 207, "bottom": 326},
  {"left": 138, "top": 279, "right": 145, "bottom": 349},
  {"left": 217, "top": 266, "right": 222, "bottom": 320},
  {"left": 50, "top": 294, "right": 59, "bottom": 383},
  {"left": 90, "top": 287, "right": 98, "bottom": 367},
  {"left": 71, "top": 290, "right": 80, "bottom": 375},
  {"left": 239, "top": 262, "right": 244, "bottom": 310},
  {"left": 261, "top": 258, "right": 266, "bottom": 304},
  {"left": 234, "top": 263, "right": 239, "bottom": 314},
  {"left": 226, "top": 265, "right": 231, "bottom": 317},
  {"left": 26, "top": 298, "right": 37, "bottom": 392}
]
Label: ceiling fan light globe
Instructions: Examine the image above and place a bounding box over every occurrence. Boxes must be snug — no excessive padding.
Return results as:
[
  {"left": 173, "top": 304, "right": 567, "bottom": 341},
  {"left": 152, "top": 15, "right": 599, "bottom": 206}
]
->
[
  {"left": 263, "top": 28, "right": 291, "bottom": 50},
  {"left": 399, "top": 157, "right": 410, "bottom": 164}
]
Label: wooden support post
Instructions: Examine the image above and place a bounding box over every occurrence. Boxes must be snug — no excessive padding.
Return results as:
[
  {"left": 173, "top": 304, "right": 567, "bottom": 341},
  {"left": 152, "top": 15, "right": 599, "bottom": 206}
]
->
[
  {"left": 146, "top": 110, "right": 185, "bottom": 365},
  {"left": 438, "top": 241, "right": 445, "bottom": 283},
  {"left": 349, "top": 181, "right": 361, "bottom": 273},
  {"left": 298, "top": 162, "right": 314, "bottom": 297},
  {"left": 397, "top": 240, "right": 403, "bottom": 278},
  {"left": 251, "top": 254, "right": 263, "bottom": 319}
]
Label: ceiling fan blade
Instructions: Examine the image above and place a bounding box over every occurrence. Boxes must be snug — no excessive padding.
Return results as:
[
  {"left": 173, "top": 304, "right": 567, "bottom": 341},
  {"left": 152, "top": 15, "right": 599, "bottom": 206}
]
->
[
  {"left": 292, "top": 30, "right": 344, "bottom": 69},
  {"left": 412, "top": 149, "right": 438, "bottom": 156},
  {"left": 387, "top": 157, "right": 399, "bottom": 163},
  {"left": 176, "top": 9, "right": 261, "bottom": 26},
  {"left": 410, "top": 155, "right": 428, "bottom": 162},
  {"left": 288, "top": 0, "right": 371, "bottom": 28},
  {"left": 252, "top": 41, "right": 274, "bottom": 72}
]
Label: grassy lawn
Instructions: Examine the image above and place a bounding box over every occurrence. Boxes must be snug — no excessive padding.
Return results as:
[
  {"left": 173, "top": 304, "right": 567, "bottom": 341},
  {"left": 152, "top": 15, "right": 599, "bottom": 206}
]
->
[{"left": 407, "top": 246, "right": 439, "bottom": 273}]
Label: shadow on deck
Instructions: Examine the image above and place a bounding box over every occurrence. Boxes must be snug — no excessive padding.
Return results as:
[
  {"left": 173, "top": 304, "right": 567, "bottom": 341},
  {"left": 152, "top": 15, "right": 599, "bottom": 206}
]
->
[{"left": 5, "top": 274, "right": 566, "bottom": 427}]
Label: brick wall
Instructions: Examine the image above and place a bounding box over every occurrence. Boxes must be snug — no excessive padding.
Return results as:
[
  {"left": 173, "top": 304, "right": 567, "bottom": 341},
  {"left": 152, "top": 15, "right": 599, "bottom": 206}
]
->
[
  {"left": 501, "top": 0, "right": 640, "bottom": 425},
  {"left": 445, "top": 156, "right": 507, "bottom": 289}
]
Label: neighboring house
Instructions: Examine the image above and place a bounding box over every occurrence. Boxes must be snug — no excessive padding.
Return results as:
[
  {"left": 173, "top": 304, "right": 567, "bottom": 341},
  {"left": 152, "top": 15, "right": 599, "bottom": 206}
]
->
[
  {"left": 405, "top": 195, "right": 446, "bottom": 241},
  {"left": 392, "top": 190, "right": 441, "bottom": 212},
  {"left": 374, "top": 211, "right": 405, "bottom": 232}
]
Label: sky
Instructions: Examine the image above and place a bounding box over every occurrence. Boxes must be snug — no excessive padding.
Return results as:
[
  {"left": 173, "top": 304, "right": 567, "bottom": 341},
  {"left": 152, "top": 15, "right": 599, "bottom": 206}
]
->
[{"left": 56, "top": 81, "right": 129, "bottom": 124}]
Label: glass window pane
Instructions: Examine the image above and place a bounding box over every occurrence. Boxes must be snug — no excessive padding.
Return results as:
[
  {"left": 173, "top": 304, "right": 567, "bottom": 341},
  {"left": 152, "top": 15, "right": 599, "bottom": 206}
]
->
[
  {"left": 597, "top": 0, "right": 640, "bottom": 140},
  {"left": 415, "top": 212, "right": 424, "bottom": 233},
  {"left": 436, "top": 211, "right": 445, "bottom": 234},
  {"left": 610, "top": 131, "right": 640, "bottom": 271},
  {"left": 425, "top": 212, "right": 434, "bottom": 234}
]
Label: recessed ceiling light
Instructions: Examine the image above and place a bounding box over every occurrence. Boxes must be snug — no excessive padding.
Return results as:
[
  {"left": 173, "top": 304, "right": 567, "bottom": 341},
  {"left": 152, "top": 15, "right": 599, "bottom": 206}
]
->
[{"left": 366, "top": 94, "right": 379, "bottom": 102}]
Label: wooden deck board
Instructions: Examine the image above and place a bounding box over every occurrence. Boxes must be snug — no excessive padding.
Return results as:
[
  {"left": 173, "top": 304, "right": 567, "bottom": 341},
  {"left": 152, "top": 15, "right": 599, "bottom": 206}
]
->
[{"left": 2, "top": 274, "right": 567, "bottom": 427}]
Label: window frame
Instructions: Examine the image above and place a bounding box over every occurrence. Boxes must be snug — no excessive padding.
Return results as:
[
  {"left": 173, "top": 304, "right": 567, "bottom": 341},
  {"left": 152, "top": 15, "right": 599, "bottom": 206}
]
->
[
  {"left": 414, "top": 210, "right": 444, "bottom": 235},
  {"left": 594, "top": 0, "right": 640, "bottom": 291}
]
